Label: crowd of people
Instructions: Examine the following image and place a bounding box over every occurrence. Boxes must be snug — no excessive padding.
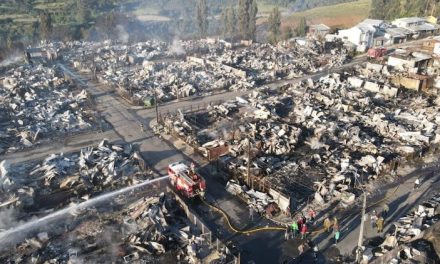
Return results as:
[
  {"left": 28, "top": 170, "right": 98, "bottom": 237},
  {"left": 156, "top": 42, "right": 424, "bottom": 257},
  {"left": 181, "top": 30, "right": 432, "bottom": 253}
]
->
[{"left": 282, "top": 202, "right": 393, "bottom": 261}]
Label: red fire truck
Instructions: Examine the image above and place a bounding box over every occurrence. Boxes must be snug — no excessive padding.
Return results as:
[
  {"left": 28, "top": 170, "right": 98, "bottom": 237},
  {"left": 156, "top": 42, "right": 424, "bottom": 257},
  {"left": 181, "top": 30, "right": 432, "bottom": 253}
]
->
[
  {"left": 168, "top": 161, "right": 206, "bottom": 198},
  {"left": 367, "top": 47, "right": 388, "bottom": 59}
]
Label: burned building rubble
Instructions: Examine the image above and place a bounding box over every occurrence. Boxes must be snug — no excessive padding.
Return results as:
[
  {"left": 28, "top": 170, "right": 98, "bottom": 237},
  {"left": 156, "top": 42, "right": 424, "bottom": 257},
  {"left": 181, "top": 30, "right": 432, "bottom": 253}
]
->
[
  {"left": 59, "top": 39, "right": 348, "bottom": 105},
  {"left": 0, "top": 63, "right": 96, "bottom": 154},
  {"left": 0, "top": 193, "right": 231, "bottom": 263},
  {"left": 0, "top": 140, "right": 148, "bottom": 224},
  {"left": 204, "top": 42, "right": 348, "bottom": 83},
  {"left": 364, "top": 192, "right": 440, "bottom": 263},
  {"left": 159, "top": 67, "right": 440, "bottom": 209}
]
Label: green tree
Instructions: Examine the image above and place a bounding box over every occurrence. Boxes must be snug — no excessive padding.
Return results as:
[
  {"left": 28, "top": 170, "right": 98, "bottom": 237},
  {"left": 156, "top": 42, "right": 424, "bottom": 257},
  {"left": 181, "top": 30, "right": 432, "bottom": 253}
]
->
[
  {"left": 249, "top": 0, "right": 258, "bottom": 41},
  {"left": 221, "top": 8, "right": 228, "bottom": 37},
  {"left": 23, "top": 21, "right": 39, "bottom": 44},
  {"left": 370, "top": 0, "right": 387, "bottom": 19},
  {"left": 221, "top": 6, "right": 235, "bottom": 39},
  {"left": 196, "top": 0, "right": 209, "bottom": 38},
  {"left": 6, "top": 31, "right": 15, "bottom": 50},
  {"left": 295, "top": 17, "right": 307, "bottom": 37},
  {"left": 386, "top": 0, "right": 403, "bottom": 19},
  {"left": 238, "top": 0, "right": 250, "bottom": 39},
  {"left": 39, "top": 12, "right": 53, "bottom": 41},
  {"left": 76, "top": 0, "right": 91, "bottom": 24},
  {"left": 283, "top": 26, "right": 294, "bottom": 40},
  {"left": 370, "top": 0, "right": 434, "bottom": 19},
  {"left": 98, "top": 11, "right": 118, "bottom": 38},
  {"left": 267, "top": 7, "right": 281, "bottom": 44},
  {"left": 228, "top": 7, "right": 237, "bottom": 39},
  {"left": 238, "top": 0, "right": 258, "bottom": 40}
]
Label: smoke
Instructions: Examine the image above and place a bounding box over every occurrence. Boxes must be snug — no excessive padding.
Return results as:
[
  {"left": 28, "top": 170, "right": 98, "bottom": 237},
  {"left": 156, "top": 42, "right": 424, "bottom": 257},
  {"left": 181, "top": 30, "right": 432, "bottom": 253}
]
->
[
  {"left": 169, "top": 38, "right": 186, "bottom": 56},
  {"left": 0, "top": 176, "right": 169, "bottom": 249},
  {"left": 0, "top": 51, "right": 23, "bottom": 68},
  {"left": 101, "top": 227, "right": 123, "bottom": 261},
  {"left": 116, "top": 25, "right": 130, "bottom": 44},
  {"left": 0, "top": 208, "right": 19, "bottom": 230}
]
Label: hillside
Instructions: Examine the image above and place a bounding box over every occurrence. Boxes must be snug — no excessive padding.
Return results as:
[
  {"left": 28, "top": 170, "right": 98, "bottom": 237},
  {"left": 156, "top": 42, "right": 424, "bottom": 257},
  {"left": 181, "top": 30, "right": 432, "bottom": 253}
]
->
[
  {"left": 282, "top": 0, "right": 371, "bottom": 29},
  {"left": 370, "top": 0, "right": 438, "bottom": 20},
  {"left": 290, "top": 0, "right": 358, "bottom": 11}
]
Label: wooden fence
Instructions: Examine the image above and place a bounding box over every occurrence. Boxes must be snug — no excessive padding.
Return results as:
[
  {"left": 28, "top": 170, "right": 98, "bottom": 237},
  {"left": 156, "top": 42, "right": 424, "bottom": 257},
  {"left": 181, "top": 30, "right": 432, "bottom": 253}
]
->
[{"left": 168, "top": 187, "right": 240, "bottom": 264}]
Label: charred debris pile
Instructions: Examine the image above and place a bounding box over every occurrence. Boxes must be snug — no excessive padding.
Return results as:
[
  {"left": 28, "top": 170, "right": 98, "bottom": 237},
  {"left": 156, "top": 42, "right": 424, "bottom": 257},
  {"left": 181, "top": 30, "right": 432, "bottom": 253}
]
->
[
  {"left": 57, "top": 39, "right": 348, "bottom": 105},
  {"left": 365, "top": 192, "right": 440, "bottom": 263},
  {"left": 158, "top": 68, "right": 440, "bottom": 208},
  {"left": 0, "top": 193, "right": 231, "bottom": 263},
  {"left": 0, "top": 63, "right": 97, "bottom": 154},
  {"left": 0, "top": 140, "right": 148, "bottom": 224}
]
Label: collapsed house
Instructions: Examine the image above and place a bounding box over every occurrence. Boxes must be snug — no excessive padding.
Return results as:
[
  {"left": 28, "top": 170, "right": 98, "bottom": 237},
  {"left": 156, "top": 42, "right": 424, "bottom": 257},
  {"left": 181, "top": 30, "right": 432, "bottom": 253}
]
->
[
  {"left": 158, "top": 65, "right": 440, "bottom": 209},
  {"left": 0, "top": 140, "right": 148, "bottom": 224},
  {"left": 0, "top": 193, "right": 232, "bottom": 263},
  {"left": 204, "top": 41, "right": 349, "bottom": 84},
  {"left": 56, "top": 39, "right": 349, "bottom": 106},
  {"left": 364, "top": 192, "right": 440, "bottom": 263},
  {"left": 0, "top": 63, "right": 96, "bottom": 153}
]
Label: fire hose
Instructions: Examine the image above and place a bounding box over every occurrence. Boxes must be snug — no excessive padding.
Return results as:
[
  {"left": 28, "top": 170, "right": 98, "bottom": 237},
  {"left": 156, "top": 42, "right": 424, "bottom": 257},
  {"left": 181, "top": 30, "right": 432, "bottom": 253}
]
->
[
  {"left": 201, "top": 198, "right": 286, "bottom": 235},
  {"left": 201, "top": 183, "right": 401, "bottom": 236}
]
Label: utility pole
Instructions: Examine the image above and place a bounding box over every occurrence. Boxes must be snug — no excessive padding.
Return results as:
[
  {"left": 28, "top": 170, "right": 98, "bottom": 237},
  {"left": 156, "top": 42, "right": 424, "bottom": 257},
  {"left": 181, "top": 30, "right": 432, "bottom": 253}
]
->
[
  {"left": 154, "top": 90, "right": 159, "bottom": 124},
  {"left": 356, "top": 190, "right": 367, "bottom": 263},
  {"left": 247, "top": 138, "right": 251, "bottom": 188}
]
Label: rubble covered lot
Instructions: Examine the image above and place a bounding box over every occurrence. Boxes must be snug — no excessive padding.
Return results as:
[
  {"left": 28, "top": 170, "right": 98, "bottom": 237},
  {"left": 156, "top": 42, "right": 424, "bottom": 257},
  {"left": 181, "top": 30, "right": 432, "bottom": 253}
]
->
[
  {"left": 56, "top": 38, "right": 349, "bottom": 105},
  {"left": 0, "top": 193, "right": 232, "bottom": 263},
  {"left": 0, "top": 63, "right": 98, "bottom": 154},
  {"left": 158, "top": 63, "right": 440, "bottom": 208},
  {"left": 365, "top": 192, "right": 440, "bottom": 263},
  {"left": 0, "top": 140, "right": 148, "bottom": 224}
]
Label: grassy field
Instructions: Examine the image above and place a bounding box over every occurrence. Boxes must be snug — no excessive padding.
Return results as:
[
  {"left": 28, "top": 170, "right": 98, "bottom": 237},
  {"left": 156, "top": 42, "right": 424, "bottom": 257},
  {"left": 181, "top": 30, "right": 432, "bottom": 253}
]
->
[
  {"left": 257, "top": 0, "right": 288, "bottom": 14},
  {"left": 34, "top": 1, "right": 68, "bottom": 10},
  {"left": 283, "top": 0, "right": 372, "bottom": 29}
]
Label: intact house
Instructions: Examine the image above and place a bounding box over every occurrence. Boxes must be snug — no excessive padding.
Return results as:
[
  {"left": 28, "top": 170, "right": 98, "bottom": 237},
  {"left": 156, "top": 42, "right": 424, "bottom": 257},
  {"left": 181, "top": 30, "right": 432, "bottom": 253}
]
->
[
  {"left": 392, "top": 17, "right": 440, "bottom": 37},
  {"left": 337, "top": 19, "right": 387, "bottom": 52},
  {"left": 383, "top": 27, "right": 412, "bottom": 45},
  {"left": 337, "top": 17, "right": 440, "bottom": 52},
  {"left": 391, "top": 73, "right": 434, "bottom": 92},
  {"left": 338, "top": 23, "right": 376, "bottom": 52},
  {"left": 309, "top": 24, "right": 331, "bottom": 38},
  {"left": 387, "top": 50, "right": 432, "bottom": 74}
]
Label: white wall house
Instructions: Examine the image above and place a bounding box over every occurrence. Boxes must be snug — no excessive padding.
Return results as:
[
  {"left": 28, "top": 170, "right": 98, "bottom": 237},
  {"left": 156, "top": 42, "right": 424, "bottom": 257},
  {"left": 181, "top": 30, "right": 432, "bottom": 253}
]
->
[
  {"left": 338, "top": 23, "right": 376, "bottom": 52},
  {"left": 392, "top": 17, "right": 439, "bottom": 36}
]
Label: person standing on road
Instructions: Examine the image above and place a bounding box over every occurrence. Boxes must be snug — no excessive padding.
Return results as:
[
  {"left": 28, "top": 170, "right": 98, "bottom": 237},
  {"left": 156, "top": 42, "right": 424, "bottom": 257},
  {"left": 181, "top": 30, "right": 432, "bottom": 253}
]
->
[
  {"left": 297, "top": 216, "right": 304, "bottom": 231},
  {"left": 313, "top": 244, "right": 319, "bottom": 260},
  {"left": 249, "top": 206, "right": 254, "bottom": 222},
  {"left": 334, "top": 229, "right": 340, "bottom": 245},
  {"left": 284, "top": 226, "right": 290, "bottom": 240},
  {"left": 333, "top": 217, "right": 339, "bottom": 231},
  {"left": 291, "top": 221, "right": 299, "bottom": 238},
  {"left": 371, "top": 210, "right": 378, "bottom": 229},
  {"left": 308, "top": 208, "right": 316, "bottom": 224},
  {"left": 298, "top": 243, "right": 304, "bottom": 255},
  {"left": 414, "top": 178, "right": 421, "bottom": 189},
  {"left": 382, "top": 203, "right": 389, "bottom": 219},
  {"left": 324, "top": 217, "right": 332, "bottom": 232},
  {"left": 376, "top": 216, "right": 384, "bottom": 233},
  {"left": 300, "top": 223, "right": 308, "bottom": 239}
]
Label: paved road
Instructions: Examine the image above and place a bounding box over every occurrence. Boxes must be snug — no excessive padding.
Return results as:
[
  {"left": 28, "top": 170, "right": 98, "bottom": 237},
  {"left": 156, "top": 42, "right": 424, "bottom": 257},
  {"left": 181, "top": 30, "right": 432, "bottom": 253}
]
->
[
  {"left": 136, "top": 55, "right": 368, "bottom": 122},
  {"left": 2, "top": 37, "right": 427, "bottom": 263},
  {"left": 311, "top": 162, "right": 440, "bottom": 258},
  {"left": 59, "top": 64, "right": 279, "bottom": 263},
  {"left": 49, "top": 51, "right": 424, "bottom": 263},
  {"left": 59, "top": 64, "right": 186, "bottom": 174},
  {"left": 0, "top": 130, "right": 119, "bottom": 164}
]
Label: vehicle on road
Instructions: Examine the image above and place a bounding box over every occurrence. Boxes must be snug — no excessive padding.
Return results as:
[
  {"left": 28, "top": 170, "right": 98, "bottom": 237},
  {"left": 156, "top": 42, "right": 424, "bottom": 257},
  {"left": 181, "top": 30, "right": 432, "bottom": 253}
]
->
[
  {"left": 367, "top": 47, "right": 388, "bottom": 60},
  {"left": 168, "top": 161, "right": 206, "bottom": 198}
]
